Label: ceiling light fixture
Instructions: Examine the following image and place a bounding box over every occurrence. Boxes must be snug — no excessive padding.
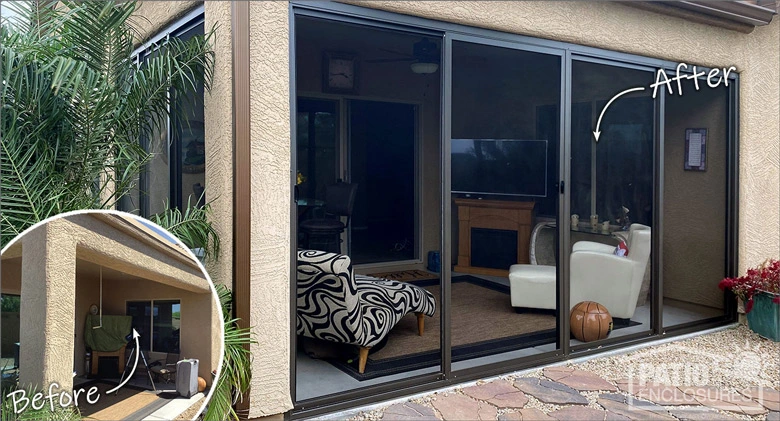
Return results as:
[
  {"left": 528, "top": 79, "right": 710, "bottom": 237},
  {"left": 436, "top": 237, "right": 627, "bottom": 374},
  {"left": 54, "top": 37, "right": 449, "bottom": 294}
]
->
[{"left": 410, "top": 62, "right": 439, "bottom": 74}]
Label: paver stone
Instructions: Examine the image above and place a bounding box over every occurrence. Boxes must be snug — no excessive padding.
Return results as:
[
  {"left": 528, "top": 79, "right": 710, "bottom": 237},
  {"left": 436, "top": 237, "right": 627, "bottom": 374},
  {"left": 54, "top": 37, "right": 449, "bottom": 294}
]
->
[
  {"left": 513, "top": 378, "right": 588, "bottom": 405},
  {"left": 549, "top": 405, "right": 629, "bottom": 421},
  {"left": 543, "top": 366, "right": 618, "bottom": 392},
  {"left": 382, "top": 402, "right": 439, "bottom": 420},
  {"left": 431, "top": 394, "right": 497, "bottom": 420},
  {"left": 462, "top": 380, "right": 528, "bottom": 408},
  {"left": 597, "top": 395, "right": 676, "bottom": 420}
]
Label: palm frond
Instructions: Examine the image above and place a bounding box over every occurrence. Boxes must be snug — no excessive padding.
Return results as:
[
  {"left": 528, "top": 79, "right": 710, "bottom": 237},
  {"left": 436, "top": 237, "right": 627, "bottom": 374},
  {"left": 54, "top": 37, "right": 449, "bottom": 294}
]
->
[
  {"left": 204, "top": 284, "right": 256, "bottom": 421},
  {"left": 0, "top": 0, "right": 215, "bottom": 247},
  {"left": 149, "top": 197, "right": 221, "bottom": 262}
]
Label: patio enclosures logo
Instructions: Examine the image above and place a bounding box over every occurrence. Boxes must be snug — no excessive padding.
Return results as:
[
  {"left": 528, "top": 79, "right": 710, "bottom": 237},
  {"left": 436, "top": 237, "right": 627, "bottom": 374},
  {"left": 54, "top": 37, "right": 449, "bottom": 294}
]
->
[{"left": 624, "top": 340, "right": 774, "bottom": 416}]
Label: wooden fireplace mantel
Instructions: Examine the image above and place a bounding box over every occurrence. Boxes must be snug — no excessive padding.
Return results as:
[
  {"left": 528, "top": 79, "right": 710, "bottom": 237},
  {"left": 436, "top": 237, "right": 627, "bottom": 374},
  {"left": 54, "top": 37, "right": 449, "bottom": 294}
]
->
[{"left": 453, "top": 198, "right": 535, "bottom": 277}]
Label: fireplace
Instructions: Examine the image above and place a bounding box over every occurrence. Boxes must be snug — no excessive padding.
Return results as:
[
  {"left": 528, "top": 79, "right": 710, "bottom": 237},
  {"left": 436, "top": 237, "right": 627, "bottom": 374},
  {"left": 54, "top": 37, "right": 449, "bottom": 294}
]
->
[
  {"left": 453, "top": 198, "right": 535, "bottom": 277},
  {"left": 471, "top": 228, "right": 518, "bottom": 270}
]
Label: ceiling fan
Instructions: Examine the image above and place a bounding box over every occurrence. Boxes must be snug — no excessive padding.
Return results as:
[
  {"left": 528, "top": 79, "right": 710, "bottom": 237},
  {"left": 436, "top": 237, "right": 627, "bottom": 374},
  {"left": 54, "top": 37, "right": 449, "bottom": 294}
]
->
[{"left": 365, "top": 37, "right": 440, "bottom": 74}]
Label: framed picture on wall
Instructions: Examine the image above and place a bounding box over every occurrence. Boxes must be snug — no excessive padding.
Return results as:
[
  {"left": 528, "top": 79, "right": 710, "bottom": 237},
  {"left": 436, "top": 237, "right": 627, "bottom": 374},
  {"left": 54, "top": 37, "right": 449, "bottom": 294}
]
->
[{"left": 684, "top": 128, "right": 707, "bottom": 171}]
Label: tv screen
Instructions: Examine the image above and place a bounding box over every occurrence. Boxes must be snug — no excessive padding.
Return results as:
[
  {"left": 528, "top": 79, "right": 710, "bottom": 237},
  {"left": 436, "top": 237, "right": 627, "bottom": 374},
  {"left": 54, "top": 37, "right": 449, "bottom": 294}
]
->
[{"left": 451, "top": 139, "right": 548, "bottom": 197}]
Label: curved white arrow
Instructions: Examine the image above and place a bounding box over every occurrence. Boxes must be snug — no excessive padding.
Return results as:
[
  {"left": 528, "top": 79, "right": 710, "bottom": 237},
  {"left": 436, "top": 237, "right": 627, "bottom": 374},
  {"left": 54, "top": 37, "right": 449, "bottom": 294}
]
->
[
  {"left": 593, "top": 86, "right": 646, "bottom": 142},
  {"left": 106, "top": 329, "right": 140, "bottom": 394}
]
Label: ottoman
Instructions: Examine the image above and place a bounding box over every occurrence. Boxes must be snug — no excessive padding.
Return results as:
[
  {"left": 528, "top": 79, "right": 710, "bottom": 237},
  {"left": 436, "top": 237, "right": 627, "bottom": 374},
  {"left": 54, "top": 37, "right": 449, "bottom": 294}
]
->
[{"left": 508, "top": 264, "right": 556, "bottom": 310}]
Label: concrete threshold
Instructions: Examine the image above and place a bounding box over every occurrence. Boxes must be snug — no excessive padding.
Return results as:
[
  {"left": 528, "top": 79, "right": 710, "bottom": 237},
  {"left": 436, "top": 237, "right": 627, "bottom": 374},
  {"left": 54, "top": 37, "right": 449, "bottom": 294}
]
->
[{"left": 142, "top": 392, "right": 204, "bottom": 421}]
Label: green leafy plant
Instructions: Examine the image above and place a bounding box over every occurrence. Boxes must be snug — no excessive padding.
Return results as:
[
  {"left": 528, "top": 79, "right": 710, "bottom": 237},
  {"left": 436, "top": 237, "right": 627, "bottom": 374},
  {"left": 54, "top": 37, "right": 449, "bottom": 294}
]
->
[
  {"left": 1, "top": 2, "right": 256, "bottom": 419},
  {"left": 203, "top": 284, "right": 255, "bottom": 421},
  {"left": 149, "top": 196, "right": 222, "bottom": 262},
  {"left": 0, "top": 0, "right": 214, "bottom": 246}
]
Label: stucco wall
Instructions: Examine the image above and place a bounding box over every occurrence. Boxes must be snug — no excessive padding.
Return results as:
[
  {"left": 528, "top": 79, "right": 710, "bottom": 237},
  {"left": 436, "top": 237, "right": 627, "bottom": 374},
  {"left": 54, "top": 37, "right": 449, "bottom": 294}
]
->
[
  {"left": 134, "top": 1, "right": 201, "bottom": 43},
  {"left": 1, "top": 257, "right": 21, "bottom": 294},
  {"left": 18, "top": 224, "right": 77, "bottom": 390},
  {"left": 203, "top": 1, "right": 234, "bottom": 290},
  {"left": 248, "top": 2, "right": 294, "bottom": 416}
]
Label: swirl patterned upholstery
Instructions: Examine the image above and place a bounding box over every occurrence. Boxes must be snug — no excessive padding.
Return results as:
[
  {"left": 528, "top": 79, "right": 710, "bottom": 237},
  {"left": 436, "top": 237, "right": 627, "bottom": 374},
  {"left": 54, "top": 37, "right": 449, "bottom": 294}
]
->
[{"left": 296, "top": 250, "right": 436, "bottom": 372}]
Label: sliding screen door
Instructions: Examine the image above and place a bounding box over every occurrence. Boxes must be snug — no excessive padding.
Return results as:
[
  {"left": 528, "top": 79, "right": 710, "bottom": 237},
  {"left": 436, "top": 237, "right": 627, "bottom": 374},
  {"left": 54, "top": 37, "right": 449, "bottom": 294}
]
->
[
  {"left": 569, "top": 59, "right": 656, "bottom": 346},
  {"left": 449, "top": 38, "right": 563, "bottom": 368},
  {"left": 662, "top": 76, "right": 731, "bottom": 328}
]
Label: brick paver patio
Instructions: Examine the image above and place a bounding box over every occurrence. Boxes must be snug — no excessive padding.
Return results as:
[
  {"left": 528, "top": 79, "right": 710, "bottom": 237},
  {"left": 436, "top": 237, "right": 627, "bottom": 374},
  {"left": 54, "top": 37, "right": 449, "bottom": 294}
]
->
[
  {"left": 344, "top": 326, "right": 779, "bottom": 421},
  {"left": 350, "top": 366, "right": 778, "bottom": 420}
]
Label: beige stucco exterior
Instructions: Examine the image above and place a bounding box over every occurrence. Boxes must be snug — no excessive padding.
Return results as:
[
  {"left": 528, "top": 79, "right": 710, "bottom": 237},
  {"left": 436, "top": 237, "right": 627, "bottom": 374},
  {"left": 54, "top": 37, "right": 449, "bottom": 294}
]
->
[
  {"left": 130, "top": 0, "right": 779, "bottom": 417},
  {"left": 1, "top": 213, "right": 220, "bottom": 392},
  {"left": 248, "top": 2, "right": 295, "bottom": 416}
]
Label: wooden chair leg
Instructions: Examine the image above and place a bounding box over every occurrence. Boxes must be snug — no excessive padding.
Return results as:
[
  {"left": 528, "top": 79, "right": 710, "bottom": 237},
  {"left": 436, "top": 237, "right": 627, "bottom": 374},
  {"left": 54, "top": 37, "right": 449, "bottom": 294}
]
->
[
  {"left": 358, "top": 347, "right": 370, "bottom": 374},
  {"left": 416, "top": 312, "right": 425, "bottom": 336}
]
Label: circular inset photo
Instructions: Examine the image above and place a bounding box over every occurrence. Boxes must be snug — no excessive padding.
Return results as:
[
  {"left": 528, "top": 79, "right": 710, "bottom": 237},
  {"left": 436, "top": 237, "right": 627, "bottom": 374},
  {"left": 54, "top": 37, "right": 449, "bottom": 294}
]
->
[{"left": 1, "top": 210, "right": 224, "bottom": 420}]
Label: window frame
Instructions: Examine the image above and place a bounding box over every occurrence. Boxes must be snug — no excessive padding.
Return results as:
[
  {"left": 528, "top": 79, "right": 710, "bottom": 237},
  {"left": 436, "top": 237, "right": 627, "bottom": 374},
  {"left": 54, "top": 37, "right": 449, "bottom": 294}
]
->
[
  {"left": 125, "top": 299, "right": 182, "bottom": 354},
  {"left": 123, "top": 8, "right": 206, "bottom": 217}
]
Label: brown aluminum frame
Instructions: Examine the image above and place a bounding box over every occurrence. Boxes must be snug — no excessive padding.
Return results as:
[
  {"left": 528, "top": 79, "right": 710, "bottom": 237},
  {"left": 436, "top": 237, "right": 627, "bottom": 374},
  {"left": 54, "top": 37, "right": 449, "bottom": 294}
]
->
[{"left": 232, "top": 0, "right": 251, "bottom": 415}]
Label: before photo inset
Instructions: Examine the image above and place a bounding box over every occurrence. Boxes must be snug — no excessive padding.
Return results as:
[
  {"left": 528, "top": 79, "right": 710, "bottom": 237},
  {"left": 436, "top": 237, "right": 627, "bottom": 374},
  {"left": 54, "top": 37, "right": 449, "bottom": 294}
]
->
[{"left": 1, "top": 211, "right": 223, "bottom": 420}]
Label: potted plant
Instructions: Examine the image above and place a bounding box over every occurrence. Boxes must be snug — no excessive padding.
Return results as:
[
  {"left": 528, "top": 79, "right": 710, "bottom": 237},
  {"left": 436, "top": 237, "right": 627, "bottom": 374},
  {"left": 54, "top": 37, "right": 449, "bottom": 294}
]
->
[{"left": 719, "top": 258, "right": 780, "bottom": 341}]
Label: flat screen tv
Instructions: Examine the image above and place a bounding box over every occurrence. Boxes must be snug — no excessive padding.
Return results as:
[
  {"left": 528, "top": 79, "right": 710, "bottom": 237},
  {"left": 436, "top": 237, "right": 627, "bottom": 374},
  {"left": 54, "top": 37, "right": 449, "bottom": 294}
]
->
[{"left": 451, "top": 139, "right": 548, "bottom": 197}]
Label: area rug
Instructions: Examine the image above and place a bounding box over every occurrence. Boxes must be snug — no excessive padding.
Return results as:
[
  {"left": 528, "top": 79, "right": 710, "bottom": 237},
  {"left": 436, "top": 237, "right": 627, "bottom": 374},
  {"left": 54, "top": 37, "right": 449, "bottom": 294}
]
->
[
  {"left": 321, "top": 275, "right": 639, "bottom": 381},
  {"left": 363, "top": 269, "right": 438, "bottom": 282}
]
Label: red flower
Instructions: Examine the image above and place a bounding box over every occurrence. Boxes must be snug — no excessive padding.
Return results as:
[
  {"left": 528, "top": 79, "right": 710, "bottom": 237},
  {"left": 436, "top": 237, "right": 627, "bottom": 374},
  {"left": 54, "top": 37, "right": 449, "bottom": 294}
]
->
[{"left": 720, "top": 258, "right": 780, "bottom": 313}]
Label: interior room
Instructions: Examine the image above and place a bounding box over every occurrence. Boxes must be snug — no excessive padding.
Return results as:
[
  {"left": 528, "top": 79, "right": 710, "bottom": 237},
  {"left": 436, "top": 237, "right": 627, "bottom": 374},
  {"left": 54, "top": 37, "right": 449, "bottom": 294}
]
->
[
  {"left": 447, "top": 40, "right": 563, "bottom": 368},
  {"left": 293, "top": 15, "right": 732, "bottom": 401},
  {"left": 294, "top": 16, "right": 444, "bottom": 400},
  {"left": 72, "top": 259, "right": 213, "bottom": 420},
  {"left": 662, "top": 77, "right": 731, "bottom": 327},
  {"left": 0, "top": 254, "right": 214, "bottom": 420}
]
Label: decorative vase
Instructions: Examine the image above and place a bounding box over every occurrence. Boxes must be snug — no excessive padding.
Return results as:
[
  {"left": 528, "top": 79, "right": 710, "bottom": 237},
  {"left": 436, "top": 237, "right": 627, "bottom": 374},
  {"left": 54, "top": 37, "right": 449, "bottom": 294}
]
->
[{"left": 746, "top": 291, "right": 780, "bottom": 342}]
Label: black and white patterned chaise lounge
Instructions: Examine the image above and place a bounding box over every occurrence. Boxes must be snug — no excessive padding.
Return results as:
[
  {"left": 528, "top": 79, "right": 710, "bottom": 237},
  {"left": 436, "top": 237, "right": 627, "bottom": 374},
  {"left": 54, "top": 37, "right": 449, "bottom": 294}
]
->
[{"left": 296, "top": 249, "right": 437, "bottom": 373}]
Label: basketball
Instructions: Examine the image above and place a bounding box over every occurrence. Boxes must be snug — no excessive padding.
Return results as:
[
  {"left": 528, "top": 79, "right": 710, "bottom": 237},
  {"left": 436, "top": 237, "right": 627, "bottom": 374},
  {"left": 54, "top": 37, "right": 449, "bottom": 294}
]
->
[
  {"left": 570, "top": 301, "right": 613, "bottom": 342},
  {"left": 197, "top": 376, "right": 207, "bottom": 392}
]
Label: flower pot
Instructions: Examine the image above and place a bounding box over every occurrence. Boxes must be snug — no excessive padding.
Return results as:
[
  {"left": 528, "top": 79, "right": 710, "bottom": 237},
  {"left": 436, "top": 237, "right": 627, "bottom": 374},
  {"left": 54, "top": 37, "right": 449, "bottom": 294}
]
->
[{"left": 746, "top": 292, "right": 780, "bottom": 341}]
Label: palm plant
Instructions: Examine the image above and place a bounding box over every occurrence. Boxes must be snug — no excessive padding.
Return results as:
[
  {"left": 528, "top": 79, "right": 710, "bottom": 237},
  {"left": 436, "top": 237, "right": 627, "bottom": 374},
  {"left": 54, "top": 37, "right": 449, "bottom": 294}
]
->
[
  {"left": 203, "top": 284, "right": 255, "bottom": 421},
  {"left": 1, "top": 2, "right": 254, "bottom": 419},
  {"left": 0, "top": 0, "right": 213, "bottom": 246},
  {"left": 150, "top": 196, "right": 222, "bottom": 262}
]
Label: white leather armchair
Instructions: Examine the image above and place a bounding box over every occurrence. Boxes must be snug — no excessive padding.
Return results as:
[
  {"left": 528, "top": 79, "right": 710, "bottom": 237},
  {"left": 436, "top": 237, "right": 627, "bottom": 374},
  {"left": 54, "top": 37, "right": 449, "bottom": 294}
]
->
[
  {"left": 572, "top": 223, "right": 649, "bottom": 253},
  {"left": 509, "top": 224, "right": 651, "bottom": 320},
  {"left": 570, "top": 225, "right": 651, "bottom": 319}
]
